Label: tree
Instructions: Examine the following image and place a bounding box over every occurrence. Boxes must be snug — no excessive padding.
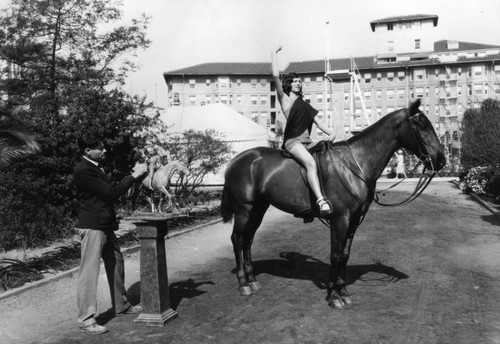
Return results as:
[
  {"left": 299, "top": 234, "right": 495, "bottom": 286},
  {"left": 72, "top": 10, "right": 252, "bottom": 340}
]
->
[
  {"left": 461, "top": 98, "right": 500, "bottom": 172},
  {"left": 0, "top": 0, "right": 159, "bottom": 250},
  {"left": 168, "top": 129, "right": 232, "bottom": 201},
  {"left": 0, "top": 110, "right": 40, "bottom": 167}
]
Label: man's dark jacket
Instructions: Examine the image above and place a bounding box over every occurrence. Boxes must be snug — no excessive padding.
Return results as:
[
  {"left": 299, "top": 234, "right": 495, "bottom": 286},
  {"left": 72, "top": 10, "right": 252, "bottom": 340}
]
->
[{"left": 73, "top": 158, "right": 136, "bottom": 231}]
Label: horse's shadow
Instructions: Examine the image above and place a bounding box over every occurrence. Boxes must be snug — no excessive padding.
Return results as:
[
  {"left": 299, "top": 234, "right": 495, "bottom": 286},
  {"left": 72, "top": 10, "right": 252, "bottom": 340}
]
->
[{"left": 252, "top": 251, "right": 408, "bottom": 290}]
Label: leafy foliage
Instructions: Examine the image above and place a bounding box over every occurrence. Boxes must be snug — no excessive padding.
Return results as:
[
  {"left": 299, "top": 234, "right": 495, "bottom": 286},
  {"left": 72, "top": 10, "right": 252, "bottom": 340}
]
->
[
  {"left": 167, "top": 129, "right": 232, "bottom": 202},
  {"left": 461, "top": 99, "right": 500, "bottom": 172},
  {"left": 0, "top": 0, "right": 157, "bottom": 250}
]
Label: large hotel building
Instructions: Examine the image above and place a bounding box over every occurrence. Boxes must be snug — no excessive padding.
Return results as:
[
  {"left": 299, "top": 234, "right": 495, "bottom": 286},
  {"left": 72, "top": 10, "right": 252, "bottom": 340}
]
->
[{"left": 163, "top": 14, "right": 500, "bottom": 169}]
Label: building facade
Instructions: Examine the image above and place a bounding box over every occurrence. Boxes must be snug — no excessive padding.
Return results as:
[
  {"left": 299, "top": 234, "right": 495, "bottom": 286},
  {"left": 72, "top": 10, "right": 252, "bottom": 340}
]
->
[{"left": 163, "top": 14, "right": 500, "bottom": 171}]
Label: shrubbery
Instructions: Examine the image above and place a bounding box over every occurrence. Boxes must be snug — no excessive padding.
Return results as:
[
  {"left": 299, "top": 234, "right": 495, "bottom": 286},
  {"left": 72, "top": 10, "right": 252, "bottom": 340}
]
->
[{"left": 460, "top": 99, "right": 500, "bottom": 197}]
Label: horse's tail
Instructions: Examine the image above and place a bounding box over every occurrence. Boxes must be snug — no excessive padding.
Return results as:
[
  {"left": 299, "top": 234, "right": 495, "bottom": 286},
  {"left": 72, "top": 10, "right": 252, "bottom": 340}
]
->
[{"left": 221, "top": 184, "right": 234, "bottom": 223}]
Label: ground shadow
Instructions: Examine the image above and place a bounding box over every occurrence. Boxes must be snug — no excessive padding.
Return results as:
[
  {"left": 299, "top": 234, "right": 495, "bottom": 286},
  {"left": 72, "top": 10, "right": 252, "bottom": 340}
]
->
[
  {"left": 123, "top": 279, "right": 215, "bottom": 311},
  {"left": 481, "top": 214, "right": 500, "bottom": 226},
  {"left": 252, "top": 251, "right": 408, "bottom": 290}
]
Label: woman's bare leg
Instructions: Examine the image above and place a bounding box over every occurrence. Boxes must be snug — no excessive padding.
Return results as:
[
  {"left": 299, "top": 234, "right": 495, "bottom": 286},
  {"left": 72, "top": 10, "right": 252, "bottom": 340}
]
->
[{"left": 289, "top": 143, "right": 323, "bottom": 200}]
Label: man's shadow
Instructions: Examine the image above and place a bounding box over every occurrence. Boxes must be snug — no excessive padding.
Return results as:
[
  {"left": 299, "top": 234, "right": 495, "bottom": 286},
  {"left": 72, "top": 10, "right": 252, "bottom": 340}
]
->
[
  {"left": 252, "top": 251, "right": 408, "bottom": 290},
  {"left": 96, "top": 279, "right": 214, "bottom": 325}
]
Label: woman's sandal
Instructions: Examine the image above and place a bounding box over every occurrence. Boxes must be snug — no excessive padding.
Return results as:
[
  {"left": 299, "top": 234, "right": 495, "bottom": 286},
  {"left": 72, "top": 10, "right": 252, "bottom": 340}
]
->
[{"left": 316, "top": 197, "right": 333, "bottom": 215}]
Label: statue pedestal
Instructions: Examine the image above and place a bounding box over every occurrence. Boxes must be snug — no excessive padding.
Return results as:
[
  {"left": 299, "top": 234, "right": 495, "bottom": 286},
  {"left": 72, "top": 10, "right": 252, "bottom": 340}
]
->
[{"left": 125, "top": 213, "right": 188, "bottom": 326}]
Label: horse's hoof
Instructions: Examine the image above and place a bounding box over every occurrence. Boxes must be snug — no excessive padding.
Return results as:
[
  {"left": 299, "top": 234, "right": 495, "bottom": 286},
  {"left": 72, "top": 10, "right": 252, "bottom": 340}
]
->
[
  {"left": 341, "top": 296, "right": 352, "bottom": 306},
  {"left": 239, "top": 286, "right": 252, "bottom": 296},
  {"left": 329, "top": 298, "right": 345, "bottom": 309},
  {"left": 248, "top": 281, "right": 261, "bottom": 291}
]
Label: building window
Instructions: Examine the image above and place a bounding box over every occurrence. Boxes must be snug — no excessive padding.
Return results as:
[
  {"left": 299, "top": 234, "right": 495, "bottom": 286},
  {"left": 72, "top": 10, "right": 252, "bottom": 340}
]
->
[
  {"left": 304, "top": 94, "right": 311, "bottom": 103},
  {"left": 261, "top": 112, "right": 269, "bottom": 126},
  {"left": 467, "top": 85, "right": 472, "bottom": 96},
  {"left": 316, "top": 94, "right": 323, "bottom": 103},
  {"left": 251, "top": 79, "right": 257, "bottom": 88},
  {"left": 387, "top": 72, "right": 394, "bottom": 81},
  {"left": 251, "top": 95, "right": 258, "bottom": 105},
  {"left": 415, "top": 39, "right": 421, "bottom": 50},
  {"left": 236, "top": 95, "right": 242, "bottom": 104},
  {"left": 387, "top": 89, "right": 394, "bottom": 100},
  {"left": 260, "top": 95, "right": 267, "bottom": 105},
  {"left": 219, "top": 77, "right": 229, "bottom": 88},
  {"left": 260, "top": 79, "right": 267, "bottom": 88},
  {"left": 205, "top": 95, "right": 211, "bottom": 104},
  {"left": 189, "top": 95, "right": 196, "bottom": 105},
  {"left": 251, "top": 112, "right": 259, "bottom": 123},
  {"left": 376, "top": 107, "right": 382, "bottom": 118},
  {"left": 364, "top": 73, "right": 371, "bottom": 83},
  {"left": 206, "top": 79, "right": 211, "bottom": 87},
  {"left": 377, "top": 73, "right": 382, "bottom": 81},
  {"left": 397, "top": 71, "right": 405, "bottom": 81},
  {"left": 474, "top": 84, "right": 482, "bottom": 95},
  {"left": 414, "top": 69, "right": 425, "bottom": 80},
  {"left": 397, "top": 89, "right": 405, "bottom": 99},
  {"left": 344, "top": 92, "right": 349, "bottom": 101},
  {"left": 304, "top": 77, "right": 311, "bottom": 87},
  {"left": 189, "top": 79, "right": 196, "bottom": 89},
  {"left": 236, "top": 79, "right": 242, "bottom": 88},
  {"left": 387, "top": 23, "right": 393, "bottom": 31},
  {"left": 388, "top": 40, "right": 394, "bottom": 51},
  {"left": 376, "top": 90, "right": 382, "bottom": 100},
  {"left": 416, "top": 87, "right": 424, "bottom": 98},
  {"left": 316, "top": 76, "right": 323, "bottom": 86},
  {"left": 473, "top": 66, "right": 483, "bottom": 77},
  {"left": 364, "top": 90, "right": 372, "bottom": 101},
  {"left": 425, "top": 87, "right": 430, "bottom": 98},
  {"left": 220, "top": 95, "right": 228, "bottom": 104}
]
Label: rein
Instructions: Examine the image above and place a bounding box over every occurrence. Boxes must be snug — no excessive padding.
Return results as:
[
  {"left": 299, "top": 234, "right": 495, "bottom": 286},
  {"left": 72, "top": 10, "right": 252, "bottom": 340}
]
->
[{"left": 342, "top": 111, "right": 437, "bottom": 207}]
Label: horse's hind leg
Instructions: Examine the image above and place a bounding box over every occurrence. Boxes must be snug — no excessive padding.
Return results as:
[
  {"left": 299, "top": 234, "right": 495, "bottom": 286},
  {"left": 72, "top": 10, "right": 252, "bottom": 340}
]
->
[{"left": 231, "top": 201, "right": 269, "bottom": 296}]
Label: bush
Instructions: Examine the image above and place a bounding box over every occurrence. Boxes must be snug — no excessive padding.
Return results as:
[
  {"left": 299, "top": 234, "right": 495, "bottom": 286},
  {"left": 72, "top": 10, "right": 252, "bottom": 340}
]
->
[{"left": 459, "top": 166, "right": 493, "bottom": 195}]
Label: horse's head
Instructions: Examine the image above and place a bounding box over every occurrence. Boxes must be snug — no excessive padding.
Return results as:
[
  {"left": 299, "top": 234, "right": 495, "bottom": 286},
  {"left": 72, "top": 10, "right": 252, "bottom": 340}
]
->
[{"left": 399, "top": 99, "right": 446, "bottom": 172}]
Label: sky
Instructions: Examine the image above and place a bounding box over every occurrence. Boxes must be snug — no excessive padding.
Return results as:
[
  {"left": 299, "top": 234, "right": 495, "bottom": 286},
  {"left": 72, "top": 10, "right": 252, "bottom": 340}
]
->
[
  {"left": 120, "top": 0, "right": 500, "bottom": 108},
  {"left": 2, "top": 0, "right": 500, "bottom": 108}
]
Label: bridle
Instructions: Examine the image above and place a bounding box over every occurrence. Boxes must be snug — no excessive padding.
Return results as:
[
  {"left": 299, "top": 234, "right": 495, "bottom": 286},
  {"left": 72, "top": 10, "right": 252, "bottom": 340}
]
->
[{"left": 343, "top": 109, "right": 438, "bottom": 207}]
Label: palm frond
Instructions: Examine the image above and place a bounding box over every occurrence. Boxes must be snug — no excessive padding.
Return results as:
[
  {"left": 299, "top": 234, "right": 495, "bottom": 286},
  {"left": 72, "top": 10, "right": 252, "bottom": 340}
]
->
[{"left": 0, "top": 129, "right": 41, "bottom": 167}]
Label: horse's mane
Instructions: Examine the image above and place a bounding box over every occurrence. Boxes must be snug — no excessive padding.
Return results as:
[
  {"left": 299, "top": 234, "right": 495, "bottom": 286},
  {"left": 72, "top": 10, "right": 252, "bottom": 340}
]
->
[{"left": 345, "top": 107, "right": 407, "bottom": 145}]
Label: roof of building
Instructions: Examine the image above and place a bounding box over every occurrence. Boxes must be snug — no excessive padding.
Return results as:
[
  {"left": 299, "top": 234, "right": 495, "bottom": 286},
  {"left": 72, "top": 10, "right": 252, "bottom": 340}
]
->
[
  {"left": 433, "top": 40, "right": 500, "bottom": 52},
  {"left": 164, "top": 62, "right": 271, "bottom": 77},
  {"left": 160, "top": 103, "right": 270, "bottom": 141},
  {"left": 370, "top": 14, "right": 438, "bottom": 31},
  {"left": 163, "top": 40, "right": 500, "bottom": 77}
]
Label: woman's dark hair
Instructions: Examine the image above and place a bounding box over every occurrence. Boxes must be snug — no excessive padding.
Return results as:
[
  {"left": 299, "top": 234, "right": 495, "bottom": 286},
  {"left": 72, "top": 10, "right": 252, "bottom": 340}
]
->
[{"left": 281, "top": 72, "right": 303, "bottom": 98}]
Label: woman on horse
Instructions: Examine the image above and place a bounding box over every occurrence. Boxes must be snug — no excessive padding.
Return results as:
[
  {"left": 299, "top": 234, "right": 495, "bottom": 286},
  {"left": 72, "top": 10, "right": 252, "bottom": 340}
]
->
[{"left": 271, "top": 46, "right": 335, "bottom": 215}]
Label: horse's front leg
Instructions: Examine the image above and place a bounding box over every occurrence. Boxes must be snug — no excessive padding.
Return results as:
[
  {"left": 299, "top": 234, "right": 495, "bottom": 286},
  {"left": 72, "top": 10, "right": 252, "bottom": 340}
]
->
[{"left": 327, "top": 215, "right": 350, "bottom": 309}]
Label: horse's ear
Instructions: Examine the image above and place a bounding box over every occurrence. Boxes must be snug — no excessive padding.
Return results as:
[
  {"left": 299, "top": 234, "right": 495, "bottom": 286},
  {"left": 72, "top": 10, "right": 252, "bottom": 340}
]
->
[{"left": 409, "top": 99, "right": 421, "bottom": 116}]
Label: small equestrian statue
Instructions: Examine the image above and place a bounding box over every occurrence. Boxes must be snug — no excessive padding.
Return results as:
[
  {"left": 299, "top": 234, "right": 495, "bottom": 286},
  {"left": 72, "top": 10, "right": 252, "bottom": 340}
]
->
[{"left": 136, "top": 147, "right": 190, "bottom": 212}]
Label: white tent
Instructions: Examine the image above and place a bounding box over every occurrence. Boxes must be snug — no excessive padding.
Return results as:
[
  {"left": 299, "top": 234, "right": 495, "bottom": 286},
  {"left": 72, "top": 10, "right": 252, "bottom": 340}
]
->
[{"left": 160, "top": 104, "right": 272, "bottom": 184}]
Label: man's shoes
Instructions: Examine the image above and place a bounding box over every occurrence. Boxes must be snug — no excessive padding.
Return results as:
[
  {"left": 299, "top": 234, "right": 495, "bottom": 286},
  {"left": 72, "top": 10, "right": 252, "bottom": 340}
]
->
[
  {"left": 116, "top": 304, "right": 142, "bottom": 317},
  {"left": 79, "top": 323, "right": 108, "bottom": 335}
]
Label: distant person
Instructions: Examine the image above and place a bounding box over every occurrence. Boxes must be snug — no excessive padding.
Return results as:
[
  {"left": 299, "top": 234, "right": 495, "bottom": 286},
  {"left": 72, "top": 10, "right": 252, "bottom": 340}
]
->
[
  {"left": 272, "top": 46, "right": 335, "bottom": 215},
  {"left": 73, "top": 134, "right": 147, "bottom": 335},
  {"left": 396, "top": 150, "right": 407, "bottom": 179}
]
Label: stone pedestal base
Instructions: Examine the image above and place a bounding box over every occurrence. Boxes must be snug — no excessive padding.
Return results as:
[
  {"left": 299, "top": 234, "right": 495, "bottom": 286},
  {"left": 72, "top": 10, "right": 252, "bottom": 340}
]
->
[
  {"left": 134, "top": 308, "right": 178, "bottom": 326},
  {"left": 124, "top": 213, "right": 188, "bottom": 327}
]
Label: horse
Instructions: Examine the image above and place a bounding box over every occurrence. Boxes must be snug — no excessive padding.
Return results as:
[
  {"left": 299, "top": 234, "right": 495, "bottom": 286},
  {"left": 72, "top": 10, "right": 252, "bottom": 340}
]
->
[
  {"left": 133, "top": 160, "right": 189, "bottom": 212},
  {"left": 221, "top": 99, "right": 446, "bottom": 309}
]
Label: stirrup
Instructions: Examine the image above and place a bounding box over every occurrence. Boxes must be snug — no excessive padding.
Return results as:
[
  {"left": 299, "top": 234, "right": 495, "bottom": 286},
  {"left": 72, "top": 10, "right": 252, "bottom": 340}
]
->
[{"left": 316, "top": 197, "right": 333, "bottom": 215}]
